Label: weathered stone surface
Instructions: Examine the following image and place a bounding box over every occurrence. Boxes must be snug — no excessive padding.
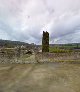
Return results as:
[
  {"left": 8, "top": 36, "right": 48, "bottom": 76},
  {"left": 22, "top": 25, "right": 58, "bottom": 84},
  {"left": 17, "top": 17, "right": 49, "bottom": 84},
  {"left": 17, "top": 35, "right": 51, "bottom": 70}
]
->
[{"left": 42, "top": 31, "right": 49, "bottom": 52}]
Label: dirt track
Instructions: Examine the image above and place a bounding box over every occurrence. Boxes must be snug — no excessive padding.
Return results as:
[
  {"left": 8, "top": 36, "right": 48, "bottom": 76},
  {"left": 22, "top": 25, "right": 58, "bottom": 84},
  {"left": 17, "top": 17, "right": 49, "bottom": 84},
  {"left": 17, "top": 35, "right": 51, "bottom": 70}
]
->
[{"left": 0, "top": 63, "right": 80, "bottom": 92}]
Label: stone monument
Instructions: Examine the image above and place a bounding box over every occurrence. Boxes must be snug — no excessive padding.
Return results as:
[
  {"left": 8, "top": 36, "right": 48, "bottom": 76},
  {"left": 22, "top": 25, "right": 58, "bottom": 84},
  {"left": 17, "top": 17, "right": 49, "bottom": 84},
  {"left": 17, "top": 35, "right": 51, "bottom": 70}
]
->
[{"left": 42, "top": 31, "right": 49, "bottom": 52}]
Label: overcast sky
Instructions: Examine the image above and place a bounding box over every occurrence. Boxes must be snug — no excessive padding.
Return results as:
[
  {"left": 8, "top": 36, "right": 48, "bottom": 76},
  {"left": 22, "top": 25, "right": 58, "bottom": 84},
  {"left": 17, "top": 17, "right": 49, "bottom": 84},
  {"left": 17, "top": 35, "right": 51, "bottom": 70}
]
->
[{"left": 0, "top": 0, "right": 80, "bottom": 44}]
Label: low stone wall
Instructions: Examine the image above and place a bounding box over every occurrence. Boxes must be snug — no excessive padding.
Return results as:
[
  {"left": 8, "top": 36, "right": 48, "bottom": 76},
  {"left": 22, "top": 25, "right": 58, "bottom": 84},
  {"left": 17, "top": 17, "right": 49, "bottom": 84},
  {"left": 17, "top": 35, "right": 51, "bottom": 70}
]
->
[
  {"left": 0, "top": 51, "right": 36, "bottom": 64},
  {"left": 35, "top": 52, "right": 80, "bottom": 62},
  {"left": 0, "top": 52, "right": 80, "bottom": 63}
]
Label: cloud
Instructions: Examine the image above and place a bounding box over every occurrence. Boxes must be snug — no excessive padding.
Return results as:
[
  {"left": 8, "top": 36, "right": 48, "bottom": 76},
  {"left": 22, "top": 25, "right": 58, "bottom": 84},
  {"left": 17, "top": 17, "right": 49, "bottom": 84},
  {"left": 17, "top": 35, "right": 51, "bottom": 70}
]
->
[{"left": 0, "top": 0, "right": 80, "bottom": 44}]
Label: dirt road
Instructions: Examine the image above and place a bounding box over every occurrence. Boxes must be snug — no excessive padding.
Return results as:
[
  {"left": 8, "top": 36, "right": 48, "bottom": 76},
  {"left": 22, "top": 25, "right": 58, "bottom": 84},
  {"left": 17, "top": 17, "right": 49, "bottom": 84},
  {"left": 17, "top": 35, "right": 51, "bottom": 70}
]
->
[{"left": 0, "top": 63, "right": 80, "bottom": 92}]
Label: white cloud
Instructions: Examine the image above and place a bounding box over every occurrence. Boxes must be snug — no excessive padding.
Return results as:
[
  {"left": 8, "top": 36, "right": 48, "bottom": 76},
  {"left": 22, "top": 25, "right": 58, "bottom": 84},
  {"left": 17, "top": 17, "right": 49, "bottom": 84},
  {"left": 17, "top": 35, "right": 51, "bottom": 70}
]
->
[{"left": 0, "top": 0, "right": 80, "bottom": 44}]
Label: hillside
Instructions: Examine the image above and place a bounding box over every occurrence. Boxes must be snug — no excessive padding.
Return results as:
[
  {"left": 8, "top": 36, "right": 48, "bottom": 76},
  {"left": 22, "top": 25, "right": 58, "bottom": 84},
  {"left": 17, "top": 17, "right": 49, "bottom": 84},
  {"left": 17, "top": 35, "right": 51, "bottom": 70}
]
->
[
  {"left": 0, "top": 39, "right": 30, "bottom": 48},
  {"left": 50, "top": 43, "right": 80, "bottom": 50}
]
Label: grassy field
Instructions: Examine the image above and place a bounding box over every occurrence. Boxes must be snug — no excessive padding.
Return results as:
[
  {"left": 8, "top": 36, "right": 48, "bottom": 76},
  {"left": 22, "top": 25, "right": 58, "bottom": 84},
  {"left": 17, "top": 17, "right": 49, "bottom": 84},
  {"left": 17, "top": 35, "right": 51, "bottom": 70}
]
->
[
  {"left": 0, "top": 63, "right": 80, "bottom": 92},
  {"left": 49, "top": 47, "right": 72, "bottom": 53}
]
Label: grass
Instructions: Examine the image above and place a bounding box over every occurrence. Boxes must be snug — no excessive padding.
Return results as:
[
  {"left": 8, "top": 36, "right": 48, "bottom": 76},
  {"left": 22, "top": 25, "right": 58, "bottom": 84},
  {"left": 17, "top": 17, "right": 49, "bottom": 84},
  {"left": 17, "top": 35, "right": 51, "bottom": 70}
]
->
[{"left": 49, "top": 47, "right": 72, "bottom": 53}]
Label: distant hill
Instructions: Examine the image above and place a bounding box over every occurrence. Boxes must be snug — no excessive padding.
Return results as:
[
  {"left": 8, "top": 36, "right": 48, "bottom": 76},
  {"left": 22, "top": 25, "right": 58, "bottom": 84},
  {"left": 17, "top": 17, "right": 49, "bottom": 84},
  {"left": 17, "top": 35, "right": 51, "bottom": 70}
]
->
[
  {"left": 50, "top": 43, "right": 80, "bottom": 46},
  {"left": 0, "top": 39, "right": 80, "bottom": 49},
  {"left": 0, "top": 39, "right": 30, "bottom": 48},
  {"left": 50, "top": 43, "right": 80, "bottom": 49}
]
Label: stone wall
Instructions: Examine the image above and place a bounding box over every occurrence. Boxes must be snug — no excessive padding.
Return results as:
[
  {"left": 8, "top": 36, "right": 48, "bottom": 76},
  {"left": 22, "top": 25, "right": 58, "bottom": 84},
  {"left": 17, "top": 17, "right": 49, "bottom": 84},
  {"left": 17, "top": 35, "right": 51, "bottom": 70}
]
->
[
  {"left": 0, "top": 49, "right": 35, "bottom": 64},
  {"left": 0, "top": 51, "right": 80, "bottom": 63},
  {"left": 35, "top": 52, "right": 80, "bottom": 62}
]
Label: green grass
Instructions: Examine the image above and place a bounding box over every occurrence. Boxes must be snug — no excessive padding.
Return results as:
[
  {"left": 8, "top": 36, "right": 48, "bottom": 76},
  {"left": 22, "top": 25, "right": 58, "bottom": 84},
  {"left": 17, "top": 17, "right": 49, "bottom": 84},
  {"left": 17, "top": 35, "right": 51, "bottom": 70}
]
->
[{"left": 49, "top": 47, "right": 72, "bottom": 53}]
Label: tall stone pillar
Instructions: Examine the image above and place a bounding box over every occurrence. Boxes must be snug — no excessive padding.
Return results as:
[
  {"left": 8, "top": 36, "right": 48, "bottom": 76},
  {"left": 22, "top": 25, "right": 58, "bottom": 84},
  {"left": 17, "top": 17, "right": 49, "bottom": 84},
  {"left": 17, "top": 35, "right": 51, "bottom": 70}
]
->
[{"left": 42, "top": 31, "right": 49, "bottom": 52}]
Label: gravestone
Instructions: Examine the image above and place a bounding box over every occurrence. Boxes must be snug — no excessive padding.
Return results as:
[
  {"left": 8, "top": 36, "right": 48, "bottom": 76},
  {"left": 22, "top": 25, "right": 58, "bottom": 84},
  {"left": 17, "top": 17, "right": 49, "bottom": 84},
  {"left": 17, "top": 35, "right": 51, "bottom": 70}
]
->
[{"left": 42, "top": 31, "right": 49, "bottom": 52}]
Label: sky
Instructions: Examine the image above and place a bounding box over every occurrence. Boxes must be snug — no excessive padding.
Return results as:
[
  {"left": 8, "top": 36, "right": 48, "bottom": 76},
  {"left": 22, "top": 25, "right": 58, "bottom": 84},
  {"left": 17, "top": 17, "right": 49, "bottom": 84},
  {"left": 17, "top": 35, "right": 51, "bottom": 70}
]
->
[{"left": 0, "top": 0, "right": 80, "bottom": 44}]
